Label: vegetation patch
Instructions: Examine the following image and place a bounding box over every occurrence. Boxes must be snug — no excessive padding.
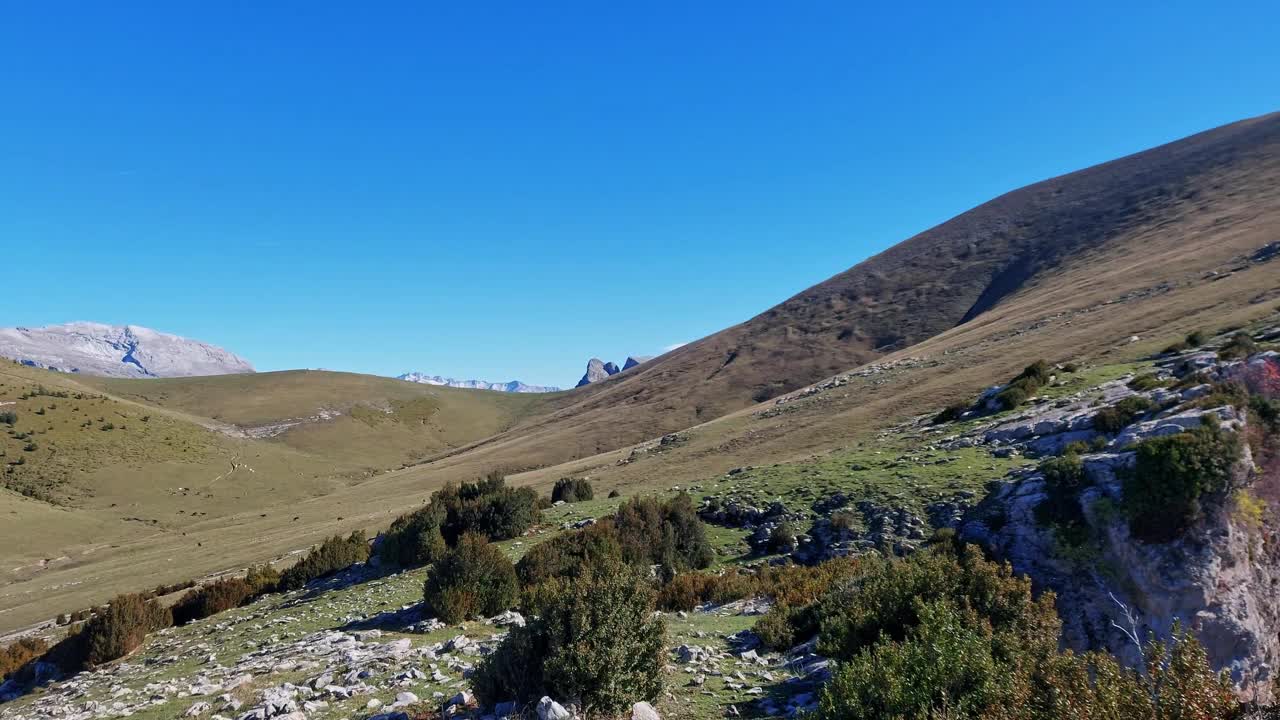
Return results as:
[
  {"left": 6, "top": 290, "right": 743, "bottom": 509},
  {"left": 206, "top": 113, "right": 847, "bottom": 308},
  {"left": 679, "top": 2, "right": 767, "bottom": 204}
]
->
[
  {"left": 1124, "top": 422, "right": 1242, "bottom": 542},
  {"left": 472, "top": 558, "right": 665, "bottom": 715}
]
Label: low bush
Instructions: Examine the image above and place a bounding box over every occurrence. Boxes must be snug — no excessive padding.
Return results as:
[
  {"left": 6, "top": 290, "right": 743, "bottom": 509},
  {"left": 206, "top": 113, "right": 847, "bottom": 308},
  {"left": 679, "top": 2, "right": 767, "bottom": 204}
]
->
[
  {"left": 277, "top": 531, "right": 369, "bottom": 591},
  {"left": 471, "top": 558, "right": 665, "bottom": 715},
  {"left": 516, "top": 522, "right": 622, "bottom": 588},
  {"left": 378, "top": 473, "right": 540, "bottom": 568},
  {"left": 551, "top": 477, "right": 594, "bottom": 503},
  {"left": 932, "top": 401, "right": 970, "bottom": 424},
  {"left": 377, "top": 503, "right": 449, "bottom": 568},
  {"left": 0, "top": 410, "right": 16, "bottom": 425},
  {"left": 172, "top": 577, "right": 255, "bottom": 626},
  {"left": 1218, "top": 331, "right": 1259, "bottom": 360},
  {"left": 612, "top": 493, "right": 713, "bottom": 580},
  {"left": 1128, "top": 373, "right": 1170, "bottom": 391},
  {"left": 767, "top": 521, "right": 796, "bottom": 553},
  {"left": 423, "top": 533, "right": 519, "bottom": 623},
  {"left": 1092, "top": 395, "right": 1156, "bottom": 434},
  {"left": 1124, "top": 423, "right": 1242, "bottom": 542},
  {"left": 0, "top": 637, "right": 47, "bottom": 680},
  {"left": 82, "top": 593, "right": 172, "bottom": 667},
  {"left": 607, "top": 489, "right": 621, "bottom": 498},
  {"left": 244, "top": 564, "right": 281, "bottom": 594},
  {"left": 993, "top": 360, "right": 1052, "bottom": 411},
  {"left": 1034, "top": 453, "right": 1091, "bottom": 545}
]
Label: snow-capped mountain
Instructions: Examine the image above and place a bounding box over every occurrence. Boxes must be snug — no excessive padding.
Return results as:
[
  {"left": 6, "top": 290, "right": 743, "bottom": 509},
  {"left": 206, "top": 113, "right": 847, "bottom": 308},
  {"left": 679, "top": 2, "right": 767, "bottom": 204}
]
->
[
  {"left": 0, "top": 322, "right": 255, "bottom": 378},
  {"left": 396, "top": 372, "right": 560, "bottom": 393}
]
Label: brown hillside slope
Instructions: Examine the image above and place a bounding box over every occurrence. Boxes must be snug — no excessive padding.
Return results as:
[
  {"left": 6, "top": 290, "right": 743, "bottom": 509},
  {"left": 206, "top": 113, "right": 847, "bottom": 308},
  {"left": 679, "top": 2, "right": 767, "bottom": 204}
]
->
[{"left": 456, "top": 110, "right": 1280, "bottom": 464}]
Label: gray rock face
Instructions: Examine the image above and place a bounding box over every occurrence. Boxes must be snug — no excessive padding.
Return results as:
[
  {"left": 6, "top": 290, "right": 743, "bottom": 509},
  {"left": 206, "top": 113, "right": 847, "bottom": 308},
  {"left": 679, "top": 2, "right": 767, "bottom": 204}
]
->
[
  {"left": 962, "top": 409, "right": 1279, "bottom": 702},
  {"left": 575, "top": 358, "right": 621, "bottom": 387},
  {"left": 396, "top": 372, "right": 560, "bottom": 393},
  {"left": 0, "top": 322, "right": 254, "bottom": 378}
]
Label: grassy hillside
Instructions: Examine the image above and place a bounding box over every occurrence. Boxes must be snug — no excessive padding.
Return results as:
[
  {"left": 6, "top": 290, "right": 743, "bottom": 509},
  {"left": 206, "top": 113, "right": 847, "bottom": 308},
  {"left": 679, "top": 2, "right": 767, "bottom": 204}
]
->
[
  {"left": 3, "top": 112, "right": 1279, "bottom": 635},
  {"left": 399, "top": 110, "right": 1280, "bottom": 472},
  {"left": 0, "top": 364, "right": 562, "bottom": 634}
]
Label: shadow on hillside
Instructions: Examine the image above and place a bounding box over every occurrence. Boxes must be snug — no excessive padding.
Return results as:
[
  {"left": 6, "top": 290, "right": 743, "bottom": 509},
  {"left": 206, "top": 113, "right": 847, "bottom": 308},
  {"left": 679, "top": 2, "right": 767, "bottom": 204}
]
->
[
  {"left": 338, "top": 602, "right": 429, "bottom": 634},
  {"left": 281, "top": 561, "right": 393, "bottom": 606}
]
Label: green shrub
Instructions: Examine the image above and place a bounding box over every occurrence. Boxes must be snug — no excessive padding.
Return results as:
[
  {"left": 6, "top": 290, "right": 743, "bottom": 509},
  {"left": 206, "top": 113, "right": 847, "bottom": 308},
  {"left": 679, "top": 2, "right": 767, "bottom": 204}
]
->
[
  {"left": 380, "top": 474, "right": 541, "bottom": 568},
  {"left": 423, "top": 533, "right": 519, "bottom": 623},
  {"left": 608, "top": 489, "right": 621, "bottom": 498},
  {"left": 1124, "top": 424, "right": 1242, "bottom": 542},
  {"left": 472, "top": 558, "right": 665, "bottom": 715},
  {"left": 932, "top": 401, "right": 970, "bottom": 424},
  {"left": 0, "top": 410, "right": 15, "bottom": 425},
  {"left": 815, "top": 545, "right": 1057, "bottom": 663},
  {"left": 516, "top": 522, "right": 622, "bottom": 588},
  {"left": 1128, "top": 373, "right": 1170, "bottom": 391},
  {"left": 1092, "top": 395, "right": 1156, "bottom": 434},
  {"left": 612, "top": 493, "right": 713, "bottom": 580},
  {"left": 993, "top": 361, "right": 1054, "bottom": 411},
  {"left": 244, "top": 564, "right": 280, "bottom": 594},
  {"left": 551, "top": 477, "right": 594, "bottom": 503},
  {"left": 1186, "top": 330, "right": 1208, "bottom": 347},
  {"left": 1218, "top": 332, "right": 1259, "bottom": 360},
  {"left": 767, "top": 521, "right": 797, "bottom": 554},
  {"left": 277, "top": 531, "right": 369, "bottom": 591},
  {"left": 377, "top": 503, "right": 449, "bottom": 568},
  {"left": 172, "top": 577, "right": 254, "bottom": 625},
  {"left": 995, "top": 384, "right": 1030, "bottom": 412},
  {"left": 82, "top": 593, "right": 172, "bottom": 667},
  {"left": 1034, "top": 454, "right": 1091, "bottom": 544}
]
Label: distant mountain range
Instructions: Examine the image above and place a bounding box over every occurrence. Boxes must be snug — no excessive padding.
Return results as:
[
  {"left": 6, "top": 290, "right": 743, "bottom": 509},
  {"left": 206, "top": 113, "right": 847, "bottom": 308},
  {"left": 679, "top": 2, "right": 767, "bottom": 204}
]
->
[
  {"left": 0, "top": 322, "right": 255, "bottom": 378},
  {"left": 396, "top": 372, "right": 561, "bottom": 393}
]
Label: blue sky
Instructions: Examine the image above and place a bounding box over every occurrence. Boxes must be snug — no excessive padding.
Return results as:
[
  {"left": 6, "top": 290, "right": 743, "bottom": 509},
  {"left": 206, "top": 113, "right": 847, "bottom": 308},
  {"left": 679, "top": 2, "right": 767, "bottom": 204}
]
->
[{"left": 2, "top": 2, "right": 1277, "bottom": 388}]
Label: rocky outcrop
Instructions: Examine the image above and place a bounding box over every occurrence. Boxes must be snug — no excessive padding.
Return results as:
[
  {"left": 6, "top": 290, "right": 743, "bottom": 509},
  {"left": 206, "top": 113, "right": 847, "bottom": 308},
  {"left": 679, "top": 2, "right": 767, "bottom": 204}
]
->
[
  {"left": 396, "top": 372, "right": 560, "bottom": 393},
  {"left": 575, "top": 358, "right": 621, "bottom": 387},
  {"left": 0, "top": 322, "right": 254, "bottom": 378},
  {"left": 960, "top": 350, "right": 1280, "bottom": 702},
  {"left": 623, "top": 356, "right": 654, "bottom": 370}
]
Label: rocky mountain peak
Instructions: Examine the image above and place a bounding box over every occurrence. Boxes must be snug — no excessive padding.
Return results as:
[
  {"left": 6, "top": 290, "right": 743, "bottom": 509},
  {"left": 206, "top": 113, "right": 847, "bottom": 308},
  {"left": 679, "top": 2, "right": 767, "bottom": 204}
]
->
[{"left": 0, "top": 322, "right": 254, "bottom": 378}]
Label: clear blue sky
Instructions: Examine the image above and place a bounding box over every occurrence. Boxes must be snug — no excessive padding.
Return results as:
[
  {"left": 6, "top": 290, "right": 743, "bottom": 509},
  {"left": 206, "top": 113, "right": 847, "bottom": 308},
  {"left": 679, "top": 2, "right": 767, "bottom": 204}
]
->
[{"left": 2, "top": 2, "right": 1277, "bottom": 388}]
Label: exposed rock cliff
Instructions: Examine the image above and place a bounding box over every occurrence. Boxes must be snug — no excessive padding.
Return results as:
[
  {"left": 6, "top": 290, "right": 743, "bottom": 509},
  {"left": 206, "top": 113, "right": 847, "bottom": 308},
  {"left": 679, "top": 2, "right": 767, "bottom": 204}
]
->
[{"left": 0, "top": 322, "right": 254, "bottom": 378}]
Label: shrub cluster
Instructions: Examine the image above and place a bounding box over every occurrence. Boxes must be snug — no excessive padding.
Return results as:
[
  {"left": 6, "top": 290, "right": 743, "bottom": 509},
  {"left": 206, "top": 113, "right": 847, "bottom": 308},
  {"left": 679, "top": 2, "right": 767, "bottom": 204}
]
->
[
  {"left": 1164, "top": 329, "right": 1208, "bottom": 354},
  {"left": 1033, "top": 452, "right": 1091, "bottom": 545},
  {"left": 0, "top": 637, "right": 47, "bottom": 681},
  {"left": 744, "top": 544, "right": 1238, "bottom": 720},
  {"left": 994, "top": 360, "right": 1051, "bottom": 411},
  {"left": 612, "top": 494, "right": 714, "bottom": 580},
  {"left": 378, "top": 473, "right": 541, "bottom": 568},
  {"left": 1092, "top": 395, "right": 1157, "bottom": 434},
  {"left": 423, "top": 533, "right": 519, "bottom": 623},
  {"left": 1124, "top": 422, "right": 1242, "bottom": 542},
  {"left": 1218, "top": 331, "right": 1260, "bottom": 360},
  {"left": 472, "top": 558, "right": 665, "bottom": 715},
  {"left": 551, "top": 477, "right": 593, "bottom": 503},
  {"left": 277, "top": 531, "right": 370, "bottom": 591},
  {"left": 172, "top": 577, "right": 254, "bottom": 626},
  {"left": 0, "top": 410, "right": 16, "bottom": 425}
]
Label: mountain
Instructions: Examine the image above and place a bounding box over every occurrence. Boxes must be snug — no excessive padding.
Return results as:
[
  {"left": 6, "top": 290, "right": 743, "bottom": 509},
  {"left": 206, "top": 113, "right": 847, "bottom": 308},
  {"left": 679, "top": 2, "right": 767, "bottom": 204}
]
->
[
  {"left": 575, "top": 358, "right": 621, "bottom": 387},
  {"left": 379, "top": 111, "right": 1280, "bottom": 474},
  {"left": 0, "top": 322, "right": 254, "bottom": 378},
  {"left": 397, "top": 372, "right": 560, "bottom": 393},
  {"left": 623, "top": 355, "right": 654, "bottom": 370}
]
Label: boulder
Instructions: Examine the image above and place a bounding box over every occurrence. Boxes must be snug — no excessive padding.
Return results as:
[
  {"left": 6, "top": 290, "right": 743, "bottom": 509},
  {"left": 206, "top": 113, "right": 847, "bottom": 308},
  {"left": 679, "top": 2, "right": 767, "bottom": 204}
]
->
[
  {"left": 537, "top": 696, "right": 572, "bottom": 720},
  {"left": 632, "top": 701, "right": 661, "bottom": 720}
]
